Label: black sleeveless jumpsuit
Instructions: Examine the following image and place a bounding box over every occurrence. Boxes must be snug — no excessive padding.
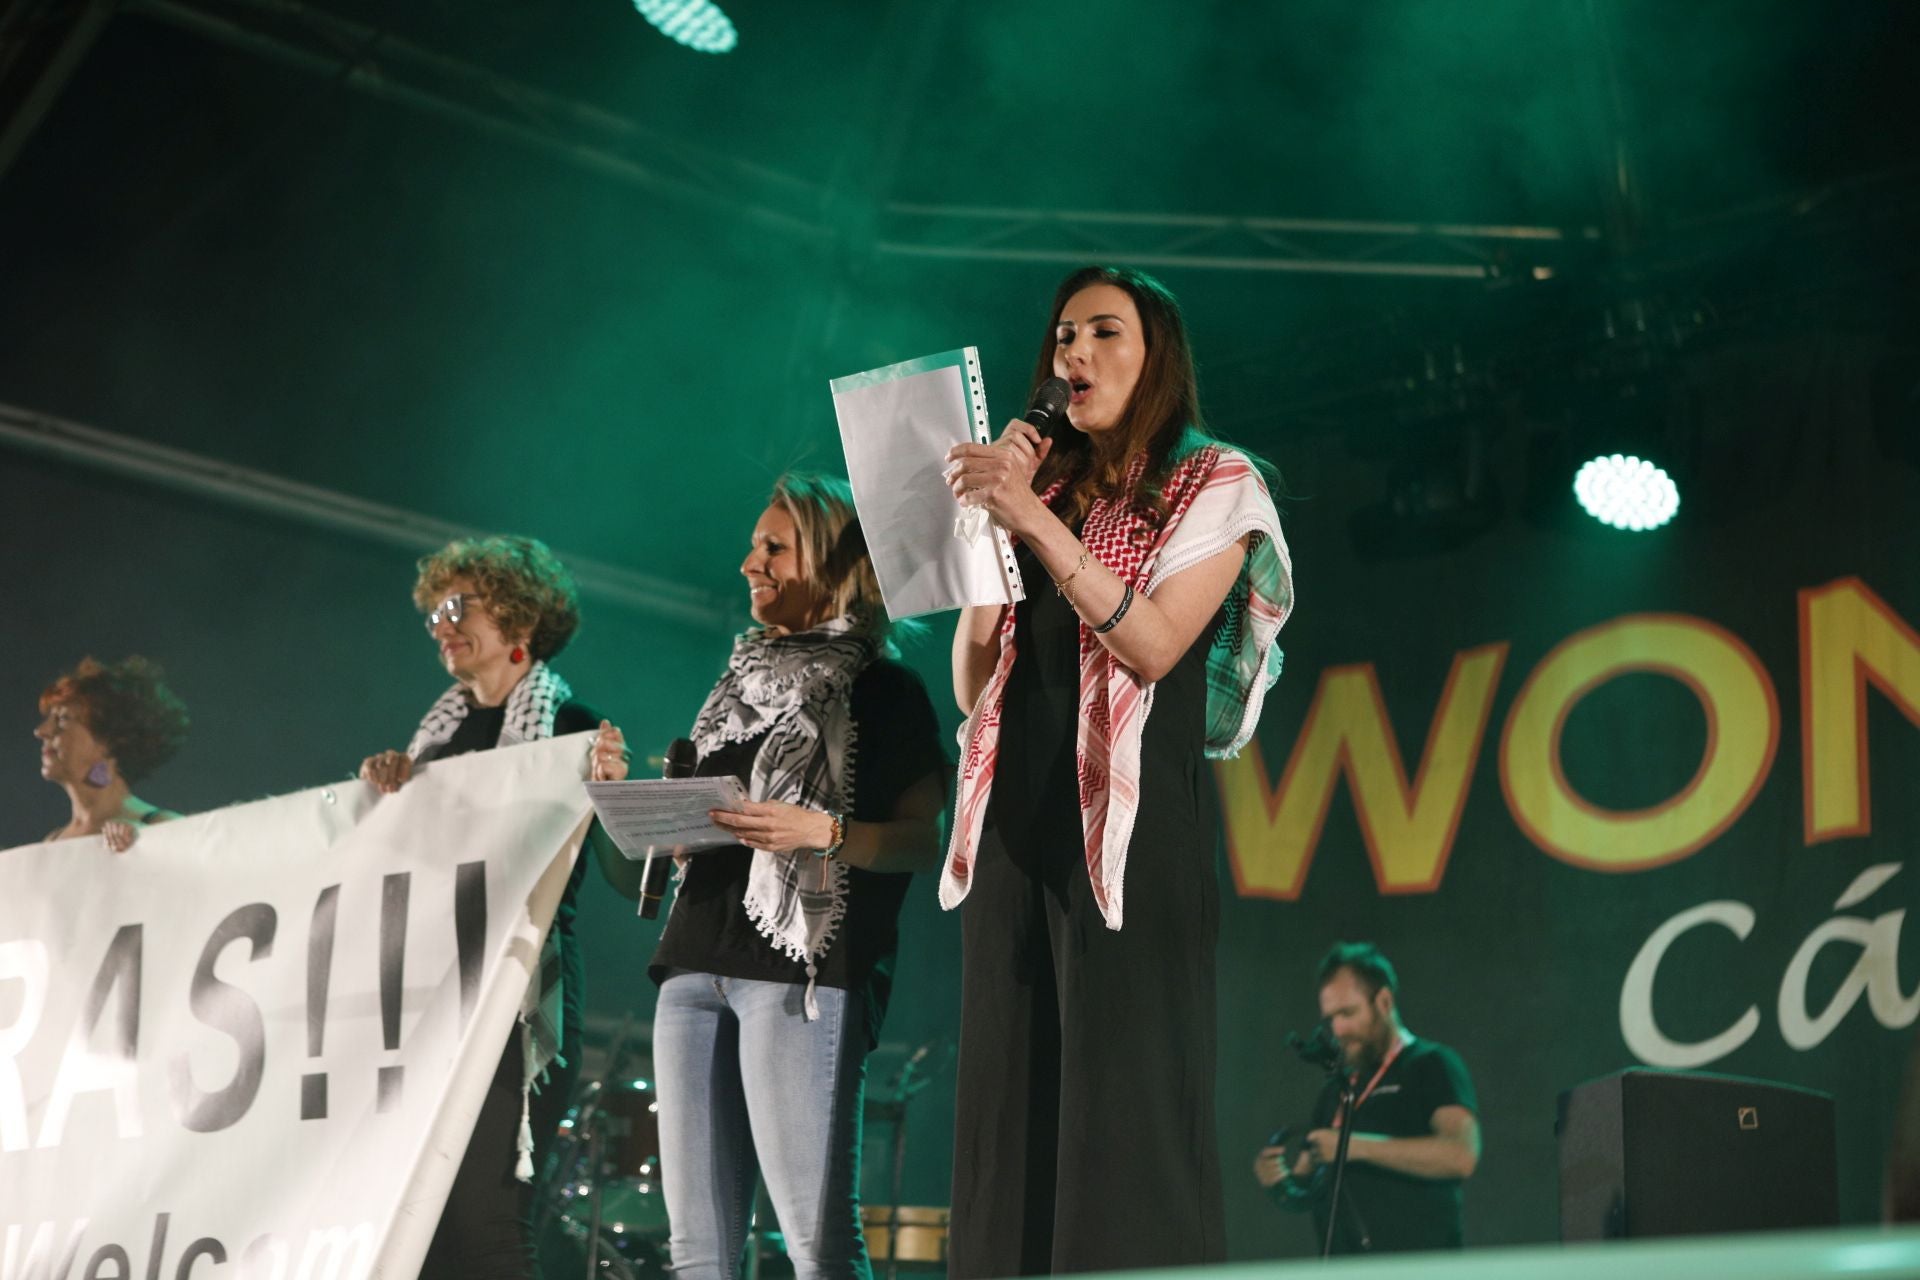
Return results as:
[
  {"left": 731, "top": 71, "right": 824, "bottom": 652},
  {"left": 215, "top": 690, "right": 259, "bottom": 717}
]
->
[{"left": 950, "top": 541, "right": 1226, "bottom": 1277}]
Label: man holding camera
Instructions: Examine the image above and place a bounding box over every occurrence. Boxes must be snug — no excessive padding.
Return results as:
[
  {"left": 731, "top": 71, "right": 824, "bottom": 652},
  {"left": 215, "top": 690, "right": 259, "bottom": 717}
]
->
[{"left": 1253, "top": 942, "right": 1481, "bottom": 1254}]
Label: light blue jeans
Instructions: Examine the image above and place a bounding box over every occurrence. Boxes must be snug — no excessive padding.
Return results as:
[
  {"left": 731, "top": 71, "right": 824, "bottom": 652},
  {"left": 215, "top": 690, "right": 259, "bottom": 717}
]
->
[{"left": 653, "top": 971, "right": 872, "bottom": 1280}]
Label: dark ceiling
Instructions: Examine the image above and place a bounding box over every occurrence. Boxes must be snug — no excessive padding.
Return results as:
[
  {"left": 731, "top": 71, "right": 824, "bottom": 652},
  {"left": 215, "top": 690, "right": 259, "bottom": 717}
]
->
[{"left": 2, "top": 0, "right": 1916, "bottom": 610}]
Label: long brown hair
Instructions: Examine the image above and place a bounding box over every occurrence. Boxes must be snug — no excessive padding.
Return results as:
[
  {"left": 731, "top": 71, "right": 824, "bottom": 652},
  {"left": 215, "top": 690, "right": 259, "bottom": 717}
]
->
[{"left": 1029, "top": 265, "right": 1209, "bottom": 531}]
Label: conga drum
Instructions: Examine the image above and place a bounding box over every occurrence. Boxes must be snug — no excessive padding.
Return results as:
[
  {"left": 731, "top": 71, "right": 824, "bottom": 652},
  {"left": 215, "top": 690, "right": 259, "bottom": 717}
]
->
[{"left": 861, "top": 1206, "right": 949, "bottom": 1269}]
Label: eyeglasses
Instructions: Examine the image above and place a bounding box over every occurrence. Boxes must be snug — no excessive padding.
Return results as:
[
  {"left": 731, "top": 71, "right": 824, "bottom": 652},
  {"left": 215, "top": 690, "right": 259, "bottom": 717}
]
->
[{"left": 424, "top": 593, "right": 482, "bottom": 630}]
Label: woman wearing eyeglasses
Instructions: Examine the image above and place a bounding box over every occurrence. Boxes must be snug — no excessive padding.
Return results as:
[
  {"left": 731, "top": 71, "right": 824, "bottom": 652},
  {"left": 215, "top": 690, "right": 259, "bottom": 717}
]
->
[{"left": 359, "top": 533, "right": 629, "bottom": 1280}]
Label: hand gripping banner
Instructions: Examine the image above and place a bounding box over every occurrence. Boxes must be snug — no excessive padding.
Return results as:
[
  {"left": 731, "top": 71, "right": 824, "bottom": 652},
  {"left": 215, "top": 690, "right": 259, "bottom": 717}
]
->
[{"left": 0, "top": 734, "right": 597, "bottom": 1280}]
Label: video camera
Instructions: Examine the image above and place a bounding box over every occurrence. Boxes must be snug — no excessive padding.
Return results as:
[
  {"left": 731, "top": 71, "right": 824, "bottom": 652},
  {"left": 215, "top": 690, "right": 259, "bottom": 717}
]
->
[{"left": 1286, "top": 1019, "right": 1344, "bottom": 1074}]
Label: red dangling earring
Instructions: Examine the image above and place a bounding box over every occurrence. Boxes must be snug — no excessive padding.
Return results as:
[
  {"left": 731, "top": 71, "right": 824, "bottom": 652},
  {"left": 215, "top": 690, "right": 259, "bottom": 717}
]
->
[{"left": 510, "top": 645, "right": 527, "bottom": 664}]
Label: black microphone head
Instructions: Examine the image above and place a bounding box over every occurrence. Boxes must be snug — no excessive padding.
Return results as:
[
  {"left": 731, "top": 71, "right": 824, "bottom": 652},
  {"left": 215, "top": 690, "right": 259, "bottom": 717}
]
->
[
  {"left": 663, "top": 737, "right": 698, "bottom": 778},
  {"left": 1025, "top": 377, "right": 1071, "bottom": 431}
]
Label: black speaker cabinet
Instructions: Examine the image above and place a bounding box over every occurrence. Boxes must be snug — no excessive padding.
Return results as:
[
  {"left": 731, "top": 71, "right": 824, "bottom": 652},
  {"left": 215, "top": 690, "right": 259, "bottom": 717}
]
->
[{"left": 1556, "top": 1068, "right": 1838, "bottom": 1240}]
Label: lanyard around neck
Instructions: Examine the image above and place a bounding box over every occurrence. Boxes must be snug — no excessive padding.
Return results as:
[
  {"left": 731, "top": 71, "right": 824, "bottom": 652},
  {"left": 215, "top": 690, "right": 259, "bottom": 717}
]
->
[{"left": 1333, "top": 1033, "right": 1407, "bottom": 1129}]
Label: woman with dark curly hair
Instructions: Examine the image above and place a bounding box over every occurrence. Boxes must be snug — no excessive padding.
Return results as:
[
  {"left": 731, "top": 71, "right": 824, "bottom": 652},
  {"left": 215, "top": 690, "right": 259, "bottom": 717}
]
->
[
  {"left": 358, "top": 533, "right": 630, "bottom": 1280},
  {"left": 35, "top": 656, "right": 189, "bottom": 852}
]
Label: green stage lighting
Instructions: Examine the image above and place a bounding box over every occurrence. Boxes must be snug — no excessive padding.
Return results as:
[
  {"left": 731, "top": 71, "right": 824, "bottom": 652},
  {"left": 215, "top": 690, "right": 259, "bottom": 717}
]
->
[
  {"left": 1572, "top": 454, "right": 1679, "bottom": 531},
  {"left": 634, "top": 0, "right": 737, "bottom": 53}
]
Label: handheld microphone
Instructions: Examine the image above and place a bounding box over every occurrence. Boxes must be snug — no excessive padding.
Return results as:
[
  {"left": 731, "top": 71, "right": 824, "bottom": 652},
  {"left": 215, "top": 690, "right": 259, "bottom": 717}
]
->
[
  {"left": 1025, "top": 376, "right": 1071, "bottom": 442},
  {"left": 953, "top": 377, "right": 1073, "bottom": 547},
  {"left": 639, "top": 737, "right": 698, "bottom": 921}
]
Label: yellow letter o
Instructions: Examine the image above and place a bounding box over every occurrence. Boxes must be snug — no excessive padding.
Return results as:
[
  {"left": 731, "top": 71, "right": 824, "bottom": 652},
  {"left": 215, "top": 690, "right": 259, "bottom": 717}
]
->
[{"left": 1501, "top": 614, "right": 1778, "bottom": 871}]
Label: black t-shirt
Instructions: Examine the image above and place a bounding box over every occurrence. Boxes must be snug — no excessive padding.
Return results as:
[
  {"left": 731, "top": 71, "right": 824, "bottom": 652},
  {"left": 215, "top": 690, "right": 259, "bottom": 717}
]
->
[
  {"left": 1296, "top": 1037, "right": 1477, "bottom": 1254},
  {"left": 413, "top": 698, "right": 599, "bottom": 1070},
  {"left": 648, "top": 658, "right": 947, "bottom": 1047}
]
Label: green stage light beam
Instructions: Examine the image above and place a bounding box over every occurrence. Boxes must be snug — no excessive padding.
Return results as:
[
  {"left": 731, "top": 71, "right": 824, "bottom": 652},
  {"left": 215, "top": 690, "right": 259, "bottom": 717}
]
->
[
  {"left": 1573, "top": 454, "right": 1680, "bottom": 531},
  {"left": 633, "top": 0, "right": 737, "bottom": 53}
]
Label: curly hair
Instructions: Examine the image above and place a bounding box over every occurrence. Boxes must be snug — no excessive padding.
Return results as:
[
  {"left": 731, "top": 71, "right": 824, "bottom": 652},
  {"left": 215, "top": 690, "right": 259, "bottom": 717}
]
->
[
  {"left": 39, "top": 656, "right": 190, "bottom": 783},
  {"left": 413, "top": 535, "right": 581, "bottom": 661}
]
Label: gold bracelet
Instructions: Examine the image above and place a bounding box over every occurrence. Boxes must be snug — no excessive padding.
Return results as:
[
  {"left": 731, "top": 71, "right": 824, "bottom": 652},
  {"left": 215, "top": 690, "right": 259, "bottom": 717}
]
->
[{"left": 1053, "top": 548, "right": 1091, "bottom": 607}]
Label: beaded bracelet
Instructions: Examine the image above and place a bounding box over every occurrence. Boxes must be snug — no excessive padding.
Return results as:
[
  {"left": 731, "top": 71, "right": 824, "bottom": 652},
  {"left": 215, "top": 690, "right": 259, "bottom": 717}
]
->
[
  {"left": 814, "top": 811, "right": 847, "bottom": 860},
  {"left": 1093, "top": 582, "right": 1134, "bottom": 634}
]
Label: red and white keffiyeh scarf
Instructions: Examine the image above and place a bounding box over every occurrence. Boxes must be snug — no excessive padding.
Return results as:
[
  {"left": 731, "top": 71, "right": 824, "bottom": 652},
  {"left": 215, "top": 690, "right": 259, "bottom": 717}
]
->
[{"left": 938, "top": 443, "right": 1293, "bottom": 930}]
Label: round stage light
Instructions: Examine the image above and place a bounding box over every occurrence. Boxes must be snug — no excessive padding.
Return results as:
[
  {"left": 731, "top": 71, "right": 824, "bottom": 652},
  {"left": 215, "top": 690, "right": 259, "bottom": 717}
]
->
[
  {"left": 634, "top": 0, "right": 738, "bottom": 53},
  {"left": 1572, "top": 454, "right": 1680, "bottom": 531}
]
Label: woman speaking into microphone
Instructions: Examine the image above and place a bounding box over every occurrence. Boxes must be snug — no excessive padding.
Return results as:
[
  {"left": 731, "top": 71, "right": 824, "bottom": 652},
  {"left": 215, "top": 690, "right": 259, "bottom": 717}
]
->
[
  {"left": 941, "top": 266, "right": 1294, "bottom": 1276},
  {"left": 644, "top": 472, "right": 947, "bottom": 1280}
]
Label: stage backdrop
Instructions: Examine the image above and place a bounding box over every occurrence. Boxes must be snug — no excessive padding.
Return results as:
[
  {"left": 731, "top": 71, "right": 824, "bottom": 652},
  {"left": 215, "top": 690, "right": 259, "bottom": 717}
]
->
[
  {"left": 0, "top": 735, "right": 595, "bottom": 1280},
  {"left": 5, "top": 322, "right": 1914, "bottom": 1264},
  {"left": 1212, "top": 336, "right": 1920, "bottom": 1255}
]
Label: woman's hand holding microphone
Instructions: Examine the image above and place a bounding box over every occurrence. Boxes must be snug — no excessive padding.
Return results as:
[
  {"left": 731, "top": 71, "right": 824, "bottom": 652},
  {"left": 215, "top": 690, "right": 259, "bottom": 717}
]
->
[{"left": 945, "top": 419, "right": 1053, "bottom": 540}]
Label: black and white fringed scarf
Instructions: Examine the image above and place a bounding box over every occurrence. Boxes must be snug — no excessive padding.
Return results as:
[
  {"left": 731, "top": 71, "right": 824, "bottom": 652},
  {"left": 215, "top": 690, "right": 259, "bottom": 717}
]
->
[
  {"left": 690, "top": 616, "right": 876, "bottom": 1019},
  {"left": 406, "top": 659, "right": 572, "bottom": 1182},
  {"left": 406, "top": 659, "right": 572, "bottom": 760}
]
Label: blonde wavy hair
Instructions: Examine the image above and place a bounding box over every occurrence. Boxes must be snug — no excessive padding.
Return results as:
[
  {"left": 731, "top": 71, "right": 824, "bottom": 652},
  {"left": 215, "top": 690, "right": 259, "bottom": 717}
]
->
[{"left": 769, "top": 473, "right": 916, "bottom": 646}]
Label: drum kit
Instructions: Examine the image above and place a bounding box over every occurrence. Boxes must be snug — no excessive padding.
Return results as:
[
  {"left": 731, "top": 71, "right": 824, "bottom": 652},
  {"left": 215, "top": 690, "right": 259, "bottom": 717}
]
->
[
  {"left": 534, "top": 1073, "right": 671, "bottom": 1279},
  {"left": 535, "top": 1032, "right": 954, "bottom": 1280}
]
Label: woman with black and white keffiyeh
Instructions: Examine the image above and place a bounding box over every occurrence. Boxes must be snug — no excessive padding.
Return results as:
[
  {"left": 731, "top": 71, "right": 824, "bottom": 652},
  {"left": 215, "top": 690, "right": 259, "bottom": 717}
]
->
[
  {"left": 620, "top": 473, "right": 947, "bottom": 1280},
  {"left": 359, "top": 534, "right": 630, "bottom": 1280}
]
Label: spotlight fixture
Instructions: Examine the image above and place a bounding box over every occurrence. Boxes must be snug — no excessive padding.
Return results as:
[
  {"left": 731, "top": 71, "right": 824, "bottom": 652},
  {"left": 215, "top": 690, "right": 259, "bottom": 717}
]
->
[
  {"left": 1522, "top": 374, "right": 1697, "bottom": 532},
  {"left": 633, "top": 0, "right": 737, "bottom": 53},
  {"left": 1572, "top": 454, "right": 1680, "bottom": 532}
]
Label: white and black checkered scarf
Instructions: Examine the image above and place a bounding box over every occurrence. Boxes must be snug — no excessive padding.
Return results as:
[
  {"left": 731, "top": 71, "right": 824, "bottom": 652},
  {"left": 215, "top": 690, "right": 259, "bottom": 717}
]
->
[
  {"left": 403, "top": 659, "right": 573, "bottom": 1180},
  {"left": 405, "top": 659, "right": 572, "bottom": 761},
  {"left": 690, "top": 616, "right": 875, "bottom": 1018}
]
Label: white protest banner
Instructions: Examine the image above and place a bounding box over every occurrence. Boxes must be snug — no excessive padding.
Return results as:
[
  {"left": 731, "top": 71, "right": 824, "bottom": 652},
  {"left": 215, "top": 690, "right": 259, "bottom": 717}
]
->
[{"left": 0, "top": 733, "right": 597, "bottom": 1280}]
